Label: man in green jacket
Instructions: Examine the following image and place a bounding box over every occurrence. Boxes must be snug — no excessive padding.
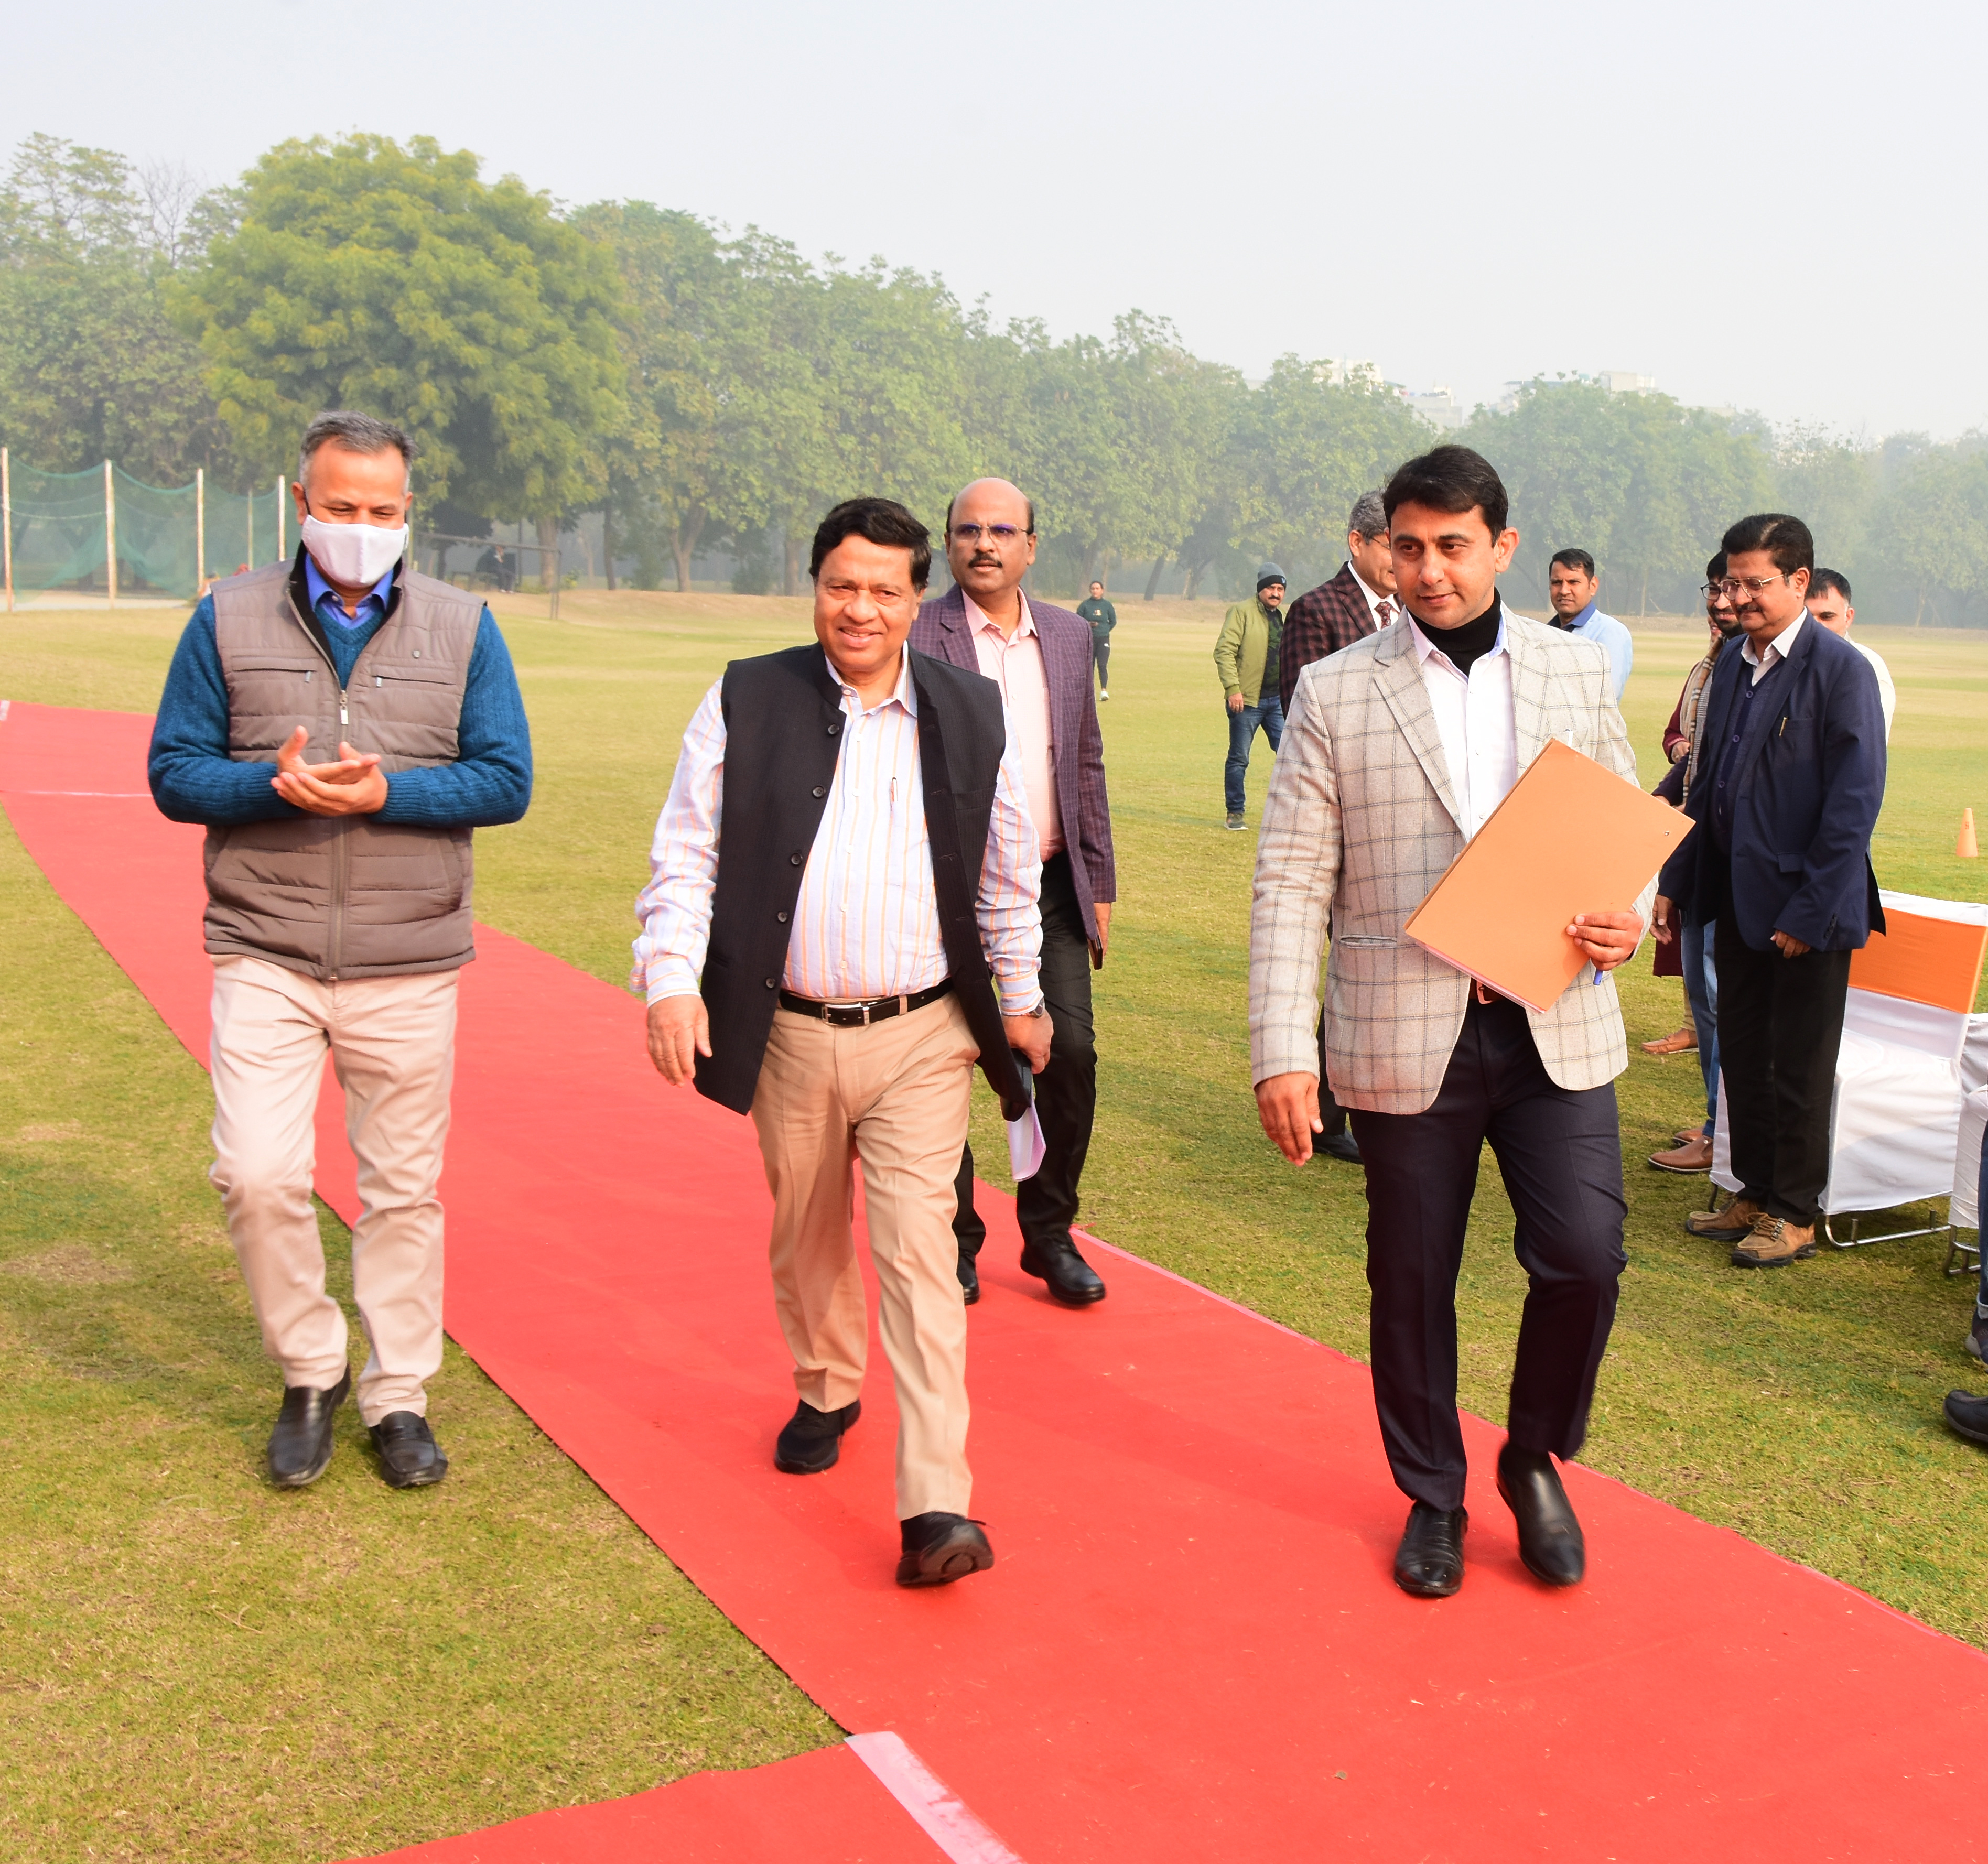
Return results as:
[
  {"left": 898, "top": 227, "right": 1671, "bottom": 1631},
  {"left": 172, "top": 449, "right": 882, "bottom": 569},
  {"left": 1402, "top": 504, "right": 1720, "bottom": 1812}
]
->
[
  {"left": 1076, "top": 580, "right": 1117, "bottom": 699},
  {"left": 1214, "top": 563, "right": 1286, "bottom": 829}
]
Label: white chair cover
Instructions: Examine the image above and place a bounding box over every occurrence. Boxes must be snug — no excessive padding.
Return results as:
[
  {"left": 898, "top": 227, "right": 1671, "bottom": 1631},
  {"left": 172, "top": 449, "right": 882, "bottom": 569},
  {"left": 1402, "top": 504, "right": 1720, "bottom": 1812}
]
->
[
  {"left": 1709, "top": 987, "right": 1967, "bottom": 1215},
  {"left": 1954, "top": 1087, "right": 1988, "bottom": 1231}
]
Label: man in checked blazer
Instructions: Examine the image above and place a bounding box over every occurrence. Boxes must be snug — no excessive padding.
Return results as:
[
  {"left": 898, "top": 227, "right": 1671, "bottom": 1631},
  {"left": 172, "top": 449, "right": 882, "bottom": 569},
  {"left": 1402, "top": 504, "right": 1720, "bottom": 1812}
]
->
[
  {"left": 1249, "top": 446, "right": 1649, "bottom": 1601},
  {"left": 913, "top": 479, "right": 1118, "bottom": 1309}
]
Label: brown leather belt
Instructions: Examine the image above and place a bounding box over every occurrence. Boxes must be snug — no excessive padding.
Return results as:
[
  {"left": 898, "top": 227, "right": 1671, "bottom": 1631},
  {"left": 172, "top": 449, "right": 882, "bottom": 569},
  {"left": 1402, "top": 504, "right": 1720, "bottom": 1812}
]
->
[{"left": 777, "top": 979, "right": 953, "bottom": 1028}]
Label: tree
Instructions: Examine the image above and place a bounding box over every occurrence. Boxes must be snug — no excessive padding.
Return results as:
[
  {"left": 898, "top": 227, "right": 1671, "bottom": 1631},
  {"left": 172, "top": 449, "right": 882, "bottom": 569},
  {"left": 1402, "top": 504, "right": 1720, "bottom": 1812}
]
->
[
  {"left": 0, "top": 133, "right": 235, "bottom": 482},
  {"left": 176, "top": 133, "right": 627, "bottom": 573},
  {"left": 1229, "top": 357, "right": 1426, "bottom": 592}
]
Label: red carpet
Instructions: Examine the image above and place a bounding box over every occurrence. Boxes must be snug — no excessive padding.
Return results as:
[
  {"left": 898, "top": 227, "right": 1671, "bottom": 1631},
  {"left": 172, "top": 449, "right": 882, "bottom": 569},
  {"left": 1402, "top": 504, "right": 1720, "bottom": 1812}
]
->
[
  {"left": 5, "top": 699, "right": 1985, "bottom": 1863},
  {"left": 360, "top": 1743, "right": 947, "bottom": 1862}
]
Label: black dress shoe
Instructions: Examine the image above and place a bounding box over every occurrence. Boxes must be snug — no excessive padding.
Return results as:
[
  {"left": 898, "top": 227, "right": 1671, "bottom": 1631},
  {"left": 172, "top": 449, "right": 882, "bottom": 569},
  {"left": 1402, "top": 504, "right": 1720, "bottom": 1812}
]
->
[
  {"left": 774, "top": 1398, "right": 861, "bottom": 1473},
  {"left": 1943, "top": 1390, "right": 1988, "bottom": 1446},
  {"left": 1317, "top": 1130, "right": 1362, "bottom": 1164},
  {"left": 895, "top": 1512, "right": 994, "bottom": 1587},
  {"left": 1019, "top": 1238, "right": 1107, "bottom": 1305},
  {"left": 958, "top": 1254, "right": 980, "bottom": 1306},
  {"left": 267, "top": 1369, "right": 351, "bottom": 1489},
  {"left": 368, "top": 1411, "right": 449, "bottom": 1488},
  {"left": 1497, "top": 1442, "right": 1585, "bottom": 1586},
  {"left": 1393, "top": 1501, "right": 1467, "bottom": 1597}
]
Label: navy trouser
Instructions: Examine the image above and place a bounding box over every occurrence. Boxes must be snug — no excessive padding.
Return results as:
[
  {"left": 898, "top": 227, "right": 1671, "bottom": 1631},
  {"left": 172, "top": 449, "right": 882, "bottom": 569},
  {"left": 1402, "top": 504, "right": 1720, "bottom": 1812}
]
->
[
  {"left": 1224, "top": 693, "right": 1283, "bottom": 815},
  {"left": 954, "top": 852, "right": 1097, "bottom": 1260},
  {"left": 1351, "top": 993, "right": 1627, "bottom": 1512}
]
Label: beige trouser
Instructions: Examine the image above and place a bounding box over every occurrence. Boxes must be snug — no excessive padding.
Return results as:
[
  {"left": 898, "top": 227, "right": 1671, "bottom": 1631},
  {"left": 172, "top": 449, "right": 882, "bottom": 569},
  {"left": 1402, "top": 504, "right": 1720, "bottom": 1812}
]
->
[
  {"left": 750, "top": 994, "right": 979, "bottom": 1520},
  {"left": 208, "top": 955, "right": 457, "bottom": 1425}
]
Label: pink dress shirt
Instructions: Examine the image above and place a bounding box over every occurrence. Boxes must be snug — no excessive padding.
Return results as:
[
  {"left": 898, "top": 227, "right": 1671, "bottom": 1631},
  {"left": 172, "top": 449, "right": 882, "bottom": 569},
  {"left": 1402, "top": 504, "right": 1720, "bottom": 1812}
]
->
[{"left": 962, "top": 590, "right": 1065, "bottom": 858}]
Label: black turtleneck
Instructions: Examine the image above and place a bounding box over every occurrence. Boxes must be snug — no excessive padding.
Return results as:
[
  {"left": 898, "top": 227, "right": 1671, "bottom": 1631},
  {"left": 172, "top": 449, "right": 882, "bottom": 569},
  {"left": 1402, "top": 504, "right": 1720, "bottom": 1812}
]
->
[{"left": 1411, "top": 593, "right": 1502, "bottom": 675}]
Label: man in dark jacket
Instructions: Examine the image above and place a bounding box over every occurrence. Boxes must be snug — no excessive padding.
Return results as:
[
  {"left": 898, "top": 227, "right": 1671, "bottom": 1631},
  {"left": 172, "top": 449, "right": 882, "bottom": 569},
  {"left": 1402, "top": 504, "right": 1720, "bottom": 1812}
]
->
[
  {"left": 637, "top": 498, "right": 1049, "bottom": 1587},
  {"left": 914, "top": 480, "right": 1117, "bottom": 1308},
  {"left": 1655, "top": 513, "right": 1887, "bottom": 1268},
  {"left": 1279, "top": 489, "right": 1399, "bottom": 715}
]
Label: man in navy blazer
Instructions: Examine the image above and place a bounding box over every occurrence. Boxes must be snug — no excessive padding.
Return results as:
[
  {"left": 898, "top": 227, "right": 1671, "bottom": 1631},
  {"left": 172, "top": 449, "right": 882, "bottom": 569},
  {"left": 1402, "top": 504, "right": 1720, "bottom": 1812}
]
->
[
  {"left": 1654, "top": 512, "right": 1886, "bottom": 1268},
  {"left": 913, "top": 479, "right": 1118, "bottom": 1308}
]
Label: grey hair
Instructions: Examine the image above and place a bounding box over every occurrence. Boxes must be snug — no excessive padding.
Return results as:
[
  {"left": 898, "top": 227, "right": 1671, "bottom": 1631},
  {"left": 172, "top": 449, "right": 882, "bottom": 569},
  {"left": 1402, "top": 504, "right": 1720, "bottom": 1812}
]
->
[
  {"left": 298, "top": 410, "right": 415, "bottom": 489},
  {"left": 1347, "top": 489, "right": 1387, "bottom": 539}
]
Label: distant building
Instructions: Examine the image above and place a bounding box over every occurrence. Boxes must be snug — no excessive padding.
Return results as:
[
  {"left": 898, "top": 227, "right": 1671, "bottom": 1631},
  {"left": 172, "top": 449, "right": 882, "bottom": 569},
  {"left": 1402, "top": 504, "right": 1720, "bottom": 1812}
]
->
[
  {"left": 1599, "top": 370, "right": 1657, "bottom": 396},
  {"left": 1405, "top": 386, "right": 1465, "bottom": 431}
]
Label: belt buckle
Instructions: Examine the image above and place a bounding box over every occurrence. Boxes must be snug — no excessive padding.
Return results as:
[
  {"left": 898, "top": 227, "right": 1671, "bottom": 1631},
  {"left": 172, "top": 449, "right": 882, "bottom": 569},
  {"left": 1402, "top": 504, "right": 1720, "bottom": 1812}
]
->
[{"left": 822, "top": 999, "right": 868, "bottom": 1027}]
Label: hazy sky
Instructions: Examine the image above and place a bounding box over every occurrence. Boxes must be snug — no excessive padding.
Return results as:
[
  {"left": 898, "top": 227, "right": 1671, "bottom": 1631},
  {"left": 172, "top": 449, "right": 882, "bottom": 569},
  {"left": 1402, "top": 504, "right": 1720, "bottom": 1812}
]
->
[{"left": 12, "top": 0, "right": 1978, "bottom": 438}]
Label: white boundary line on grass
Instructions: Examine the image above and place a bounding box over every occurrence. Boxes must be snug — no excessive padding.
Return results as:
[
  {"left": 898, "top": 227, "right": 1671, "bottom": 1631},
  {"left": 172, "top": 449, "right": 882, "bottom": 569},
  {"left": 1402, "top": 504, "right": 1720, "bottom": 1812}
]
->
[{"left": 845, "top": 1730, "right": 1024, "bottom": 1863}]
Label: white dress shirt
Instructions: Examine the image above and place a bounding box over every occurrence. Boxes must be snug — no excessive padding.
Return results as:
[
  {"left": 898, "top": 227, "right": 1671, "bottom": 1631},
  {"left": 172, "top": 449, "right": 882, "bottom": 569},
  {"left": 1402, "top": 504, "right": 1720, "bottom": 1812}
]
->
[
  {"left": 633, "top": 650, "right": 1044, "bottom": 1013},
  {"left": 1741, "top": 609, "right": 1805, "bottom": 685},
  {"left": 1845, "top": 635, "right": 1896, "bottom": 742},
  {"left": 962, "top": 590, "right": 1064, "bottom": 857},
  {"left": 1408, "top": 607, "right": 1519, "bottom": 840},
  {"left": 1349, "top": 564, "right": 1398, "bottom": 629}
]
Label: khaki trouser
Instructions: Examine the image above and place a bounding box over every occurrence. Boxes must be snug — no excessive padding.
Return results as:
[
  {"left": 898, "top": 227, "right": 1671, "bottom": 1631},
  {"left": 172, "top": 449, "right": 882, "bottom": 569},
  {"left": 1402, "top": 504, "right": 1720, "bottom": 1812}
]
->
[
  {"left": 750, "top": 994, "right": 979, "bottom": 1520},
  {"left": 208, "top": 955, "right": 457, "bottom": 1425}
]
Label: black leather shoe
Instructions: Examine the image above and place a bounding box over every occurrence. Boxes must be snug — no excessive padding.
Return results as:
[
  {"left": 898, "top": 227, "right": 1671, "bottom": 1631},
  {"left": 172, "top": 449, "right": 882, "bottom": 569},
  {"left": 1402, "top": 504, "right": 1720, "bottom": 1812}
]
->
[
  {"left": 368, "top": 1411, "right": 448, "bottom": 1488},
  {"left": 895, "top": 1512, "right": 994, "bottom": 1587},
  {"left": 774, "top": 1398, "right": 861, "bottom": 1474},
  {"left": 1317, "top": 1130, "right": 1362, "bottom": 1164},
  {"left": 1943, "top": 1390, "right": 1988, "bottom": 1446},
  {"left": 1393, "top": 1501, "right": 1467, "bottom": 1597},
  {"left": 958, "top": 1254, "right": 980, "bottom": 1306},
  {"left": 267, "top": 1369, "right": 350, "bottom": 1489},
  {"left": 1497, "top": 1443, "right": 1585, "bottom": 1586},
  {"left": 1019, "top": 1238, "right": 1107, "bottom": 1305}
]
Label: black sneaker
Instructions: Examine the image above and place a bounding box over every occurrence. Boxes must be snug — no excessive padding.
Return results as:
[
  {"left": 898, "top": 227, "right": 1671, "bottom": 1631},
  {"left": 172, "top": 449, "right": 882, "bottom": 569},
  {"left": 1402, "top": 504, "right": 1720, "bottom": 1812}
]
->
[{"left": 774, "top": 1398, "right": 861, "bottom": 1474}]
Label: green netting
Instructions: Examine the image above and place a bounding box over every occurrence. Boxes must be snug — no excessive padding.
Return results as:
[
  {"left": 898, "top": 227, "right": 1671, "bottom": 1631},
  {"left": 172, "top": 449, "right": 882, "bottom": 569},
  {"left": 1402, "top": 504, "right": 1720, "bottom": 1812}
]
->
[{"left": 3, "top": 461, "right": 289, "bottom": 604}]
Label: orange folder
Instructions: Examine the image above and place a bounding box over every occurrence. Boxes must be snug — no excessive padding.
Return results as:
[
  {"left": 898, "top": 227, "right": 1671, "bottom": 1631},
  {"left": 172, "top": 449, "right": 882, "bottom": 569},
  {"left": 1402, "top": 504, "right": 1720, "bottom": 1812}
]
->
[{"left": 1402, "top": 738, "right": 1694, "bottom": 1013}]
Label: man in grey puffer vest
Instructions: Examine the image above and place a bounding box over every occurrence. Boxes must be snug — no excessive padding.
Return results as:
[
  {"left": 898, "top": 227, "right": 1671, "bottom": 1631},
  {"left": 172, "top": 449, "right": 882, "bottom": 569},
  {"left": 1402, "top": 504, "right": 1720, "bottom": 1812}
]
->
[{"left": 149, "top": 411, "right": 533, "bottom": 1491}]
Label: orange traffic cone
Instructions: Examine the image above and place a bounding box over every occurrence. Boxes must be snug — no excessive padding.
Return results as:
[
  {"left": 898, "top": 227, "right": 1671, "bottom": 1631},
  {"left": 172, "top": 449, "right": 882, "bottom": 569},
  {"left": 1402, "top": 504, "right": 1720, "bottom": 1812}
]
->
[{"left": 1961, "top": 809, "right": 1980, "bottom": 859}]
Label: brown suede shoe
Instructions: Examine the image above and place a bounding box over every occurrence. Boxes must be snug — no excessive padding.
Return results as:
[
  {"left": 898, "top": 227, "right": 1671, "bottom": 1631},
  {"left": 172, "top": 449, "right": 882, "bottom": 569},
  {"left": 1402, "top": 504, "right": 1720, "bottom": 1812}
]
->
[
  {"left": 1649, "top": 1134, "right": 1713, "bottom": 1175},
  {"left": 1730, "top": 1212, "right": 1818, "bottom": 1267},
  {"left": 1685, "top": 1197, "right": 1762, "bottom": 1241},
  {"left": 1641, "top": 1026, "right": 1699, "bottom": 1056}
]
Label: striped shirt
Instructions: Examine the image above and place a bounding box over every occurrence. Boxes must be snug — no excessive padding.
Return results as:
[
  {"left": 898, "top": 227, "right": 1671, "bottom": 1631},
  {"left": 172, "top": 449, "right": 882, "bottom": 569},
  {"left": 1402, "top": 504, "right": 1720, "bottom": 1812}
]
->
[{"left": 633, "top": 649, "right": 1044, "bottom": 1012}]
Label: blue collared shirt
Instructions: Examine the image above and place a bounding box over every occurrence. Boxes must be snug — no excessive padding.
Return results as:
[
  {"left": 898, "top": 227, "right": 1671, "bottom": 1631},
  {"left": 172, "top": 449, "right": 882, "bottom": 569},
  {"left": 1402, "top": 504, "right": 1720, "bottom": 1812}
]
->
[
  {"left": 1557, "top": 600, "right": 1634, "bottom": 703},
  {"left": 305, "top": 553, "right": 397, "bottom": 631}
]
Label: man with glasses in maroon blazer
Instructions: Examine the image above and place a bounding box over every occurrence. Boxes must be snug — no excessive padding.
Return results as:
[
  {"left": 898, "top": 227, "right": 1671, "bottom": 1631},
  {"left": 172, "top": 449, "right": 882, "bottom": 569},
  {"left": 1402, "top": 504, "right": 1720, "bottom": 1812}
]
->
[{"left": 914, "top": 479, "right": 1118, "bottom": 1309}]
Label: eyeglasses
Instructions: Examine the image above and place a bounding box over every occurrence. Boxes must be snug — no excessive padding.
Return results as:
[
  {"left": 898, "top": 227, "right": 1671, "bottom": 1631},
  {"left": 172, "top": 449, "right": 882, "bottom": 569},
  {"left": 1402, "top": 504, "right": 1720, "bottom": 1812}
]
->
[
  {"left": 1699, "top": 583, "right": 1730, "bottom": 599},
  {"left": 1713, "top": 573, "right": 1791, "bottom": 598},
  {"left": 951, "top": 523, "right": 1027, "bottom": 546}
]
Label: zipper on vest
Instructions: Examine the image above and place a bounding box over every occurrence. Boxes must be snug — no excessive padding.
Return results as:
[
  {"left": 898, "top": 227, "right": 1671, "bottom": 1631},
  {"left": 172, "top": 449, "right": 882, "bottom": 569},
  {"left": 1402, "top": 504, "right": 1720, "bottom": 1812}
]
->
[
  {"left": 339, "top": 687, "right": 349, "bottom": 728},
  {"left": 328, "top": 820, "right": 348, "bottom": 980}
]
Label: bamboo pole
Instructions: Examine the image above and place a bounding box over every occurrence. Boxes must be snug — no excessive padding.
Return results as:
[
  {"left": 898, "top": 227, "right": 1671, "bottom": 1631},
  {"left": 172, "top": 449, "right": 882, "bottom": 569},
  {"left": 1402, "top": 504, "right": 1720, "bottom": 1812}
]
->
[
  {"left": 246, "top": 487, "right": 254, "bottom": 568},
  {"left": 195, "top": 468, "right": 205, "bottom": 599},
  {"left": 104, "top": 460, "right": 117, "bottom": 610},
  {"left": 3, "top": 447, "right": 13, "bottom": 614},
  {"left": 275, "top": 474, "right": 285, "bottom": 560}
]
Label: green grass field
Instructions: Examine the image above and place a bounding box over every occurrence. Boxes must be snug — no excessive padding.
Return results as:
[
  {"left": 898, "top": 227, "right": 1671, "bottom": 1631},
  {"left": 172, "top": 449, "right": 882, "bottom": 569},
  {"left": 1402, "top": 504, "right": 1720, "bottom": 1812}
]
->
[{"left": 4, "top": 593, "right": 1987, "bottom": 1860}]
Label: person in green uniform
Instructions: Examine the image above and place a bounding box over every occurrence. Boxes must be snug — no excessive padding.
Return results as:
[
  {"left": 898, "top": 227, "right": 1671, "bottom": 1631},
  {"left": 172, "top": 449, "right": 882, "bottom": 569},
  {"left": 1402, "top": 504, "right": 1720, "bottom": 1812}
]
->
[{"left": 1076, "top": 580, "right": 1118, "bottom": 699}]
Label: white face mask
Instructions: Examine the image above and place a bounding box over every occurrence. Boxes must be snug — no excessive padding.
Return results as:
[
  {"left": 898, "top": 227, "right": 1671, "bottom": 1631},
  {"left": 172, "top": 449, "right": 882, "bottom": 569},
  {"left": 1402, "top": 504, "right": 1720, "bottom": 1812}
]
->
[{"left": 301, "top": 512, "right": 407, "bottom": 589}]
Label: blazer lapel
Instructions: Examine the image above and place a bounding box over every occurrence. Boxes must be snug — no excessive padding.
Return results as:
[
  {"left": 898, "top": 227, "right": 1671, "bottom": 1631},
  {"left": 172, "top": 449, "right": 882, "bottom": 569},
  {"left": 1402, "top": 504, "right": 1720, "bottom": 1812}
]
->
[
  {"left": 1503, "top": 608, "right": 1555, "bottom": 768},
  {"left": 930, "top": 586, "right": 976, "bottom": 671},
  {"left": 1373, "top": 622, "right": 1463, "bottom": 828}
]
